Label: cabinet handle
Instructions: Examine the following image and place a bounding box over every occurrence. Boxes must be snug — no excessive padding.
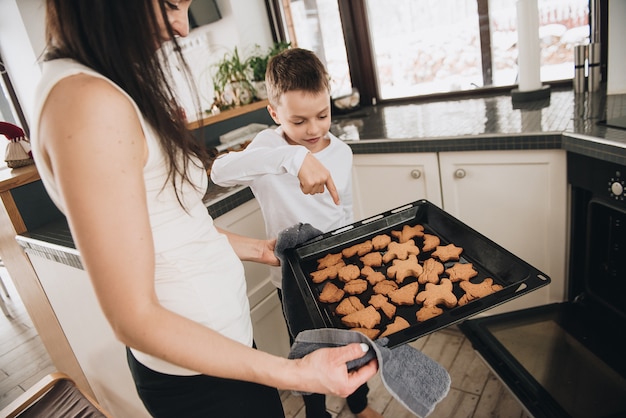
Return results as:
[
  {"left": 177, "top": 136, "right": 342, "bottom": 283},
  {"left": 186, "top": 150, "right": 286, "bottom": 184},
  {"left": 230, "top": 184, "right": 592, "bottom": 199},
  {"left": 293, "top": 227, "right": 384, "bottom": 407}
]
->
[
  {"left": 454, "top": 168, "right": 466, "bottom": 179},
  {"left": 410, "top": 169, "right": 422, "bottom": 179}
]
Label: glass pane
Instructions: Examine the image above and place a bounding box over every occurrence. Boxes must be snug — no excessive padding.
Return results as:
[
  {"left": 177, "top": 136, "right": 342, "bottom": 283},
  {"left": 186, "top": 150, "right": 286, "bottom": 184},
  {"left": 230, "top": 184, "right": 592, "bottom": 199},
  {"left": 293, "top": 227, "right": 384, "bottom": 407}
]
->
[
  {"left": 366, "top": 0, "right": 483, "bottom": 99},
  {"left": 490, "top": 0, "right": 589, "bottom": 86},
  {"left": 286, "top": 0, "right": 353, "bottom": 98},
  {"left": 365, "top": 0, "right": 588, "bottom": 100}
]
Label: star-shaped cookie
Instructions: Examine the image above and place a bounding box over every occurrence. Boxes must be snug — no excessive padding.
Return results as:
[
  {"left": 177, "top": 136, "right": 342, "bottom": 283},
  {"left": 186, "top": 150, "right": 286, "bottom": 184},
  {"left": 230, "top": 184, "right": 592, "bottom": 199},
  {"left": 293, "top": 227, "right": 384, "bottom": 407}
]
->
[
  {"left": 431, "top": 243, "right": 463, "bottom": 262},
  {"left": 445, "top": 262, "right": 478, "bottom": 282}
]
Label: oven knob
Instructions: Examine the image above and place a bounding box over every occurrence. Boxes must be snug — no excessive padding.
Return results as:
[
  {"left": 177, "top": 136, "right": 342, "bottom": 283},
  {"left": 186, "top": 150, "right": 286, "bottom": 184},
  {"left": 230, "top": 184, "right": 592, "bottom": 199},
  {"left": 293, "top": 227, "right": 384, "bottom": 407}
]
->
[{"left": 611, "top": 181, "right": 624, "bottom": 198}]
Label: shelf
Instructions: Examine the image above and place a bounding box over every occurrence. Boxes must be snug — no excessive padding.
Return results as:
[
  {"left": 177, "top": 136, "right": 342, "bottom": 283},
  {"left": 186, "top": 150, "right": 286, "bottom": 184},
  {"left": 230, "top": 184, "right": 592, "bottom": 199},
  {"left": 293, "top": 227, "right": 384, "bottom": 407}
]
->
[{"left": 187, "top": 100, "right": 269, "bottom": 130}]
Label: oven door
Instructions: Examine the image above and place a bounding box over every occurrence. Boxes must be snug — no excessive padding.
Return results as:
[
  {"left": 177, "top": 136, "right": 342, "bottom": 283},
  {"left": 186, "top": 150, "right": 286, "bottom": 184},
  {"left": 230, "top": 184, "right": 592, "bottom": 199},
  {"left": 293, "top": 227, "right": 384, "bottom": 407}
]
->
[
  {"left": 460, "top": 301, "right": 626, "bottom": 418},
  {"left": 459, "top": 196, "right": 626, "bottom": 418}
]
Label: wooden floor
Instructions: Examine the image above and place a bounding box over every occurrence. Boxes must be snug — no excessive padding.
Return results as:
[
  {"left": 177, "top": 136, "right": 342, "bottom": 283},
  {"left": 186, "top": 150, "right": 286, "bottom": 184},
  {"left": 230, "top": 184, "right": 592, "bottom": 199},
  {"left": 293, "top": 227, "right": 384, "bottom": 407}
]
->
[{"left": 0, "top": 266, "right": 531, "bottom": 417}]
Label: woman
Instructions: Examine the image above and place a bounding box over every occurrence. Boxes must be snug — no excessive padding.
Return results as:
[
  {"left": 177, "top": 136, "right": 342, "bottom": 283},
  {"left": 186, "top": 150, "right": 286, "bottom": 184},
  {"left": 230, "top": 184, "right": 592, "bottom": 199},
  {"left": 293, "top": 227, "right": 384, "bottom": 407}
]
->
[{"left": 31, "top": 1, "right": 377, "bottom": 417}]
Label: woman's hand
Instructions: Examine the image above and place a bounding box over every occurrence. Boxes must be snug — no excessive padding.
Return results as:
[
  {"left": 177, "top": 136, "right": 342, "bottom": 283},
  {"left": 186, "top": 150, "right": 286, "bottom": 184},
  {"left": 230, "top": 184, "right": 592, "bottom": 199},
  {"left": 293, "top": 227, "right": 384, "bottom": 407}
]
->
[
  {"left": 217, "top": 227, "right": 279, "bottom": 266},
  {"left": 294, "top": 343, "right": 378, "bottom": 397}
]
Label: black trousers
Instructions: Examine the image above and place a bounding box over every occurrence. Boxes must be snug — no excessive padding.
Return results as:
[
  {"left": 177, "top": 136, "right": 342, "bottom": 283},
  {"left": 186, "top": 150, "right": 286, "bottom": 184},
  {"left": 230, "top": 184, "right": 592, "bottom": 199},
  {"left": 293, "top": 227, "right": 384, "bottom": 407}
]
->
[{"left": 126, "top": 347, "right": 285, "bottom": 418}]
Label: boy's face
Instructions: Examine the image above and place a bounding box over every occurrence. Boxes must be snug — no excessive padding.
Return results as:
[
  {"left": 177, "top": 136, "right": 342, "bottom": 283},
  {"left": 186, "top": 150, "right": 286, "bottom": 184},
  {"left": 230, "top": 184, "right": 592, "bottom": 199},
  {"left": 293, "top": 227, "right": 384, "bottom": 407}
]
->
[{"left": 267, "top": 90, "right": 332, "bottom": 153}]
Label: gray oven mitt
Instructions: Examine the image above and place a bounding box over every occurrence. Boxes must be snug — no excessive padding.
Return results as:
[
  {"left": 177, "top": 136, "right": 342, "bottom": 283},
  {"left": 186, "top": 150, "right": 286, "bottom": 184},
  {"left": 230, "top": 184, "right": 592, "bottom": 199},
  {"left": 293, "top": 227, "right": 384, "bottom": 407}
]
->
[
  {"left": 275, "top": 223, "right": 451, "bottom": 418},
  {"left": 288, "top": 328, "right": 451, "bottom": 418}
]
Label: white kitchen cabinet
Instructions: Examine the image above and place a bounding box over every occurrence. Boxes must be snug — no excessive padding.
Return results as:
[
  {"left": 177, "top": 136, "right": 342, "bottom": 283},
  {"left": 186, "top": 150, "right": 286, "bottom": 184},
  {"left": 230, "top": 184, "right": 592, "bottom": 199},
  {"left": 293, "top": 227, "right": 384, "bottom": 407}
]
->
[
  {"left": 212, "top": 198, "right": 290, "bottom": 356},
  {"left": 439, "top": 149, "right": 567, "bottom": 314},
  {"left": 351, "top": 153, "right": 442, "bottom": 220}
]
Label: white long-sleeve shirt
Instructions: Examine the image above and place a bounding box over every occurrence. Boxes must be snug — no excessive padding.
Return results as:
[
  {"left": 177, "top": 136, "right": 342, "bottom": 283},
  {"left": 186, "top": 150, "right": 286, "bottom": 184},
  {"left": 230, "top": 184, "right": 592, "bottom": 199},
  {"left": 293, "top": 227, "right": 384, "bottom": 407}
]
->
[{"left": 211, "top": 127, "right": 354, "bottom": 287}]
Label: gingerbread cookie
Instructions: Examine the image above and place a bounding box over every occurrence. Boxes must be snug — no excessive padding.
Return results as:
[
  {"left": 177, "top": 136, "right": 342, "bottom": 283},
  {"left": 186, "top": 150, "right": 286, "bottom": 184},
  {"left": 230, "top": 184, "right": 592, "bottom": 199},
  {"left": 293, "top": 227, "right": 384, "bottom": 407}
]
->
[
  {"left": 380, "top": 316, "right": 411, "bottom": 338},
  {"left": 418, "top": 258, "right": 444, "bottom": 284},
  {"left": 386, "top": 254, "right": 423, "bottom": 284},
  {"left": 310, "top": 260, "right": 346, "bottom": 283},
  {"left": 352, "top": 327, "right": 381, "bottom": 340},
  {"left": 415, "top": 278, "right": 457, "bottom": 308},
  {"left": 337, "top": 264, "right": 361, "bottom": 282},
  {"left": 421, "top": 233, "right": 441, "bottom": 252},
  {"left": 361, "top": 266, "right": 386, "bottom": 285},
  {"left": 342, "top": 240, "right": 373, "bottom": 258},
  {"left": 382, "top": 240, "right": 420, "bottom": 263},
  {"left": 341, "top": 306, "right": 381, "bottom": 329},
  {"left": 445, "top": 262, "right": 478, "bottom": 282},
  {"left": 360, "top": 252, "right": 383, "bottom": 267},
  {"left": 373, "top": 280, "right": 399, "bottom": 295},
  {"left": 371, "top": 234, "right": 392, "bottom": 250},
  {"left": 431, "top": 243, "right": 463, "bottom": 262},
  {"left": 318, "top": 282, "right": 345, "bottom": 303},
  {"left": 458, "top": 278, "right": 503, "bottom": 306},
  {"left": 343, "top": 278, "right": 368, "bottom": 295},
  {"left": 317, "top": 252, "right": 344, "bottom": 269},
  {"left": 388, "top": 281, "right": 419, "bottom": 305},
  {"left": 368, "top": 294, "right": 396, "bottom": 319},
  {"left": 416, "top": 305, "right": 444, "bottom": 322},
  {"left": 335, "top": 296, "right": 365, "bottom": 316},
  {"left": 391, "top": 224, "right": 425, "bottom": 243}
]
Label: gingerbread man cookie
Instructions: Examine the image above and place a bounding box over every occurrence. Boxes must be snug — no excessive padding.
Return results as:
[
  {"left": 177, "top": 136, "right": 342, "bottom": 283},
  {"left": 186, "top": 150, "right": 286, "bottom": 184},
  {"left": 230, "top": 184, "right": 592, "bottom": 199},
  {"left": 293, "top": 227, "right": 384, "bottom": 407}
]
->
[
  {"left": 415, "top": 278, "right": 457, "bottom": 308},
  {"left": 391, "top": 224, "right": 425, "bottom": 243},
  {"left": 386, "top": 254, "right": 423, "bottom": 284},
  {"left": 382, "top": 240, "right": 420, "bottom": 263}
]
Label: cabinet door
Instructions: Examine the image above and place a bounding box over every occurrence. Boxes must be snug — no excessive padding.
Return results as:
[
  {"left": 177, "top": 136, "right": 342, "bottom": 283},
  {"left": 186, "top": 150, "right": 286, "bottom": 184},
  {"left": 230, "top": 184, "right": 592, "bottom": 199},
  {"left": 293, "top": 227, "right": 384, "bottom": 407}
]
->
[
  {"left": 439, "top": 150, "right": 567, "bottom": 314},
  {"left": 352, "top": 153, "right": 442, "bottom": 220},
  {"left": 213, "top": 198, "right": 273, "bottom": 307}
]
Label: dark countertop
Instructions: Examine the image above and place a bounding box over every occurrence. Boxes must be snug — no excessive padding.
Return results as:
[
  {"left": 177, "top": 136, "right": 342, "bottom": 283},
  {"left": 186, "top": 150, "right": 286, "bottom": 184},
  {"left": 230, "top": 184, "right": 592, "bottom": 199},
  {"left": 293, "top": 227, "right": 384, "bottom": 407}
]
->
[
  {"left": 206, "top": 86, "right": 626, "bottom": 219},
  {"left": 15, "top": 86, "right": 626, "bottom": 250}
]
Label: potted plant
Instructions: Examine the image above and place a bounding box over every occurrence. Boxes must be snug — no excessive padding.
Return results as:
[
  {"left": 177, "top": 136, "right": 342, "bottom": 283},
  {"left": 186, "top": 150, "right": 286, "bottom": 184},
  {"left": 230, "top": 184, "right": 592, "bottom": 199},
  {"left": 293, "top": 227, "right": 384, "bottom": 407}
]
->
[
  {"left": 212, "top": 47, "right": 254, "bottom": 109},
  {"left": 247, "top": 42, "right": 291, "bottom": 100}
]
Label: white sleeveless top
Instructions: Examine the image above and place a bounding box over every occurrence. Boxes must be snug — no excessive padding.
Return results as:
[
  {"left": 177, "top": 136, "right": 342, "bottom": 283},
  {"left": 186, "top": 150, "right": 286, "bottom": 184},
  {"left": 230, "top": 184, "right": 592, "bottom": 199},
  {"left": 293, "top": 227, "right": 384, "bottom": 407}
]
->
[{"left": 31, "top": 59, "right": 252, "bottom": 375}]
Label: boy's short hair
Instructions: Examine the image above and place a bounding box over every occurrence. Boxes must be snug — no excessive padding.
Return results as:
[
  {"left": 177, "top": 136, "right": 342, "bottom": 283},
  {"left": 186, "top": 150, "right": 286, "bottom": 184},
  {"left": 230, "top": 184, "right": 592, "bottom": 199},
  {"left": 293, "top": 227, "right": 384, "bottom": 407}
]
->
[{"left": 265, "top": 48, "right": 330, "bottom": 106}]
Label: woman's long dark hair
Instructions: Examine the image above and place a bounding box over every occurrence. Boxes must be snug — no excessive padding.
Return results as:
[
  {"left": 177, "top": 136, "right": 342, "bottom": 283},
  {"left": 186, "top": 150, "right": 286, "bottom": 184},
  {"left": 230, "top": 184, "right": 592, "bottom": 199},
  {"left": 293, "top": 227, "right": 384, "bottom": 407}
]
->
[{"left": 44, "top": 0, "right": 212, "bottom": 204}]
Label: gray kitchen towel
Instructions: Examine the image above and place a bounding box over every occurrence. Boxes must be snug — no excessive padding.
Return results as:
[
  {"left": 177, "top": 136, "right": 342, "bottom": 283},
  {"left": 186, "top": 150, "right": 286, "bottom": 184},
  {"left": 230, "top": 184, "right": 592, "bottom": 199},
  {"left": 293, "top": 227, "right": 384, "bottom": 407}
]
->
[
  {"left": 289, "top": 328, "right": 451, "bottom": 418},
  {"left": 275, "top": 223, "right": 451, "bottom": 417}
]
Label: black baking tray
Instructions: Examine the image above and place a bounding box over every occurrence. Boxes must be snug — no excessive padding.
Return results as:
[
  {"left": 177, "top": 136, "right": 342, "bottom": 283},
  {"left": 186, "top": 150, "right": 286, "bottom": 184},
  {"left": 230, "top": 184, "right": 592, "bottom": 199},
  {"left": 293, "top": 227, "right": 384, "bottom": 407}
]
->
[{"left": 285, "top": 200, "right": 551, "bottom": 348}]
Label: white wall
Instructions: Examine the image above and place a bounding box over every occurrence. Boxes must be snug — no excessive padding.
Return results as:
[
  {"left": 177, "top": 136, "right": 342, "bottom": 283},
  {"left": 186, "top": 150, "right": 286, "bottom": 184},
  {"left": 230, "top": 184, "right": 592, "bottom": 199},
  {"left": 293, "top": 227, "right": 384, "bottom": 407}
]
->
[
  {"left": 0, "top": 0, "right": 273, "bottom": 124},
  {"left": 607, "top": 0, "right": 626, "bottom": 94}
]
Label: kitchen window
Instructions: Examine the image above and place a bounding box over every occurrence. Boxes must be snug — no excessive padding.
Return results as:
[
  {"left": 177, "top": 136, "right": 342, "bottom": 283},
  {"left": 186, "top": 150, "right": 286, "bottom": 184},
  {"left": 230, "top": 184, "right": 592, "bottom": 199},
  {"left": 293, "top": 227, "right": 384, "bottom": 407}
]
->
[{"left": 269, "top": 0, "right": 589, "bottom": 103}]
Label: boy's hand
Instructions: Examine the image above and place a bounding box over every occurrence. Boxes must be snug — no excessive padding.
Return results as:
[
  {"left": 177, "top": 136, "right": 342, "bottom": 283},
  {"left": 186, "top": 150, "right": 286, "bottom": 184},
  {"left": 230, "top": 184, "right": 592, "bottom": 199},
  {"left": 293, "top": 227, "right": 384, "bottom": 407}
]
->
[{"left": 298, "top": 153, "right": 340, "bottom": 205}]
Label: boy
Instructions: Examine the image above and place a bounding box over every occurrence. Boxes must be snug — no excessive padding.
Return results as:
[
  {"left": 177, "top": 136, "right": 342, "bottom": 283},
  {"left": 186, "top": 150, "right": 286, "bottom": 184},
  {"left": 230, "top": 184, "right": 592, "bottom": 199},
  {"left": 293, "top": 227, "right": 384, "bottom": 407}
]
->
[{"left": 210, "top": 48, "right": 381, "bottom": 418}]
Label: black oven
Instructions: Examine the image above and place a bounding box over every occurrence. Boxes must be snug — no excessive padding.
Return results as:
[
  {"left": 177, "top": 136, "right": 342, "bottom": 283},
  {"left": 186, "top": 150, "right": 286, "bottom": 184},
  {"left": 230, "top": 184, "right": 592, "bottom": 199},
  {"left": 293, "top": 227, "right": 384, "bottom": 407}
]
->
[{"left": 459, "top": 152, "right": 626, "bottom": 418}]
